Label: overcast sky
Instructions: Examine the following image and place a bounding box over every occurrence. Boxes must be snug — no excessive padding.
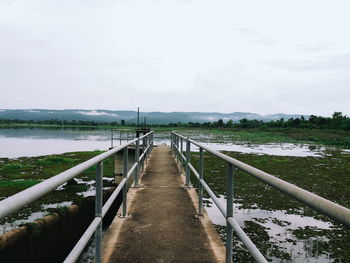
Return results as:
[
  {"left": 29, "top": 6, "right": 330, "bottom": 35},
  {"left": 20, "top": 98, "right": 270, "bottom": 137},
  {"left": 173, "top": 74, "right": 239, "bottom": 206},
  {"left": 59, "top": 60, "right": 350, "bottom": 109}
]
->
[{"left": 1, "top": 0, "right": 350, "bottom": 116}]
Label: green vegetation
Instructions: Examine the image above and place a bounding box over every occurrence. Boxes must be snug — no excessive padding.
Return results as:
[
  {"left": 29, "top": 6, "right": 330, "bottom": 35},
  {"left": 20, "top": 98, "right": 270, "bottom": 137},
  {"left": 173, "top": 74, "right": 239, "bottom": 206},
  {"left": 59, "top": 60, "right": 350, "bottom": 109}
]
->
[
  {"left": 183, "top": 128, "right": 350, "bottom": 148},
  {"left": 191, "top": 149, "right": 350, "bottom": 212},
  {"left": 1, "top": 111, "right": 350, "bottom": 131},
  {"left": 0, "top": 180, "right": 41, "bottom": 189},
  {"left": 0, "top": 151, "right": 116, "bottom": 224},
  {"left": 187, "top": 148, "right": 350, "bottom": 262},
  {"left": 170, "top": 111, "right": 350, "bottom": 130}
]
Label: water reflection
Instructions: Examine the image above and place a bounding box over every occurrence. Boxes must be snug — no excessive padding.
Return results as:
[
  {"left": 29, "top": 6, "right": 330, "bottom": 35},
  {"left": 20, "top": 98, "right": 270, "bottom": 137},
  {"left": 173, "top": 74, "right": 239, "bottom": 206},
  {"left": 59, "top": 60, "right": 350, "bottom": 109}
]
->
[
  {"left": 0, "top": 128, "right": 169, "bottom": 158},
  {"left": 0, "top": 128, "right": 334, "bottom": 158},
  {"left": 205, "top": 196, "right": 334, "bottom": 263}
]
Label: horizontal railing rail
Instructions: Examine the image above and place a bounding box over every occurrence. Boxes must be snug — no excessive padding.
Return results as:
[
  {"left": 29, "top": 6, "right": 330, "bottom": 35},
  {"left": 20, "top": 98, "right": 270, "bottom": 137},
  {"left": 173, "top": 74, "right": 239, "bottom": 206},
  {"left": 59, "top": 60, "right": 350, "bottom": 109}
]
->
[
  {"left": 171, "top": 131, "right": 350, "bottom": 263},
  {"left": 0, "top": 131, "right": 154, "bottom": 263}
]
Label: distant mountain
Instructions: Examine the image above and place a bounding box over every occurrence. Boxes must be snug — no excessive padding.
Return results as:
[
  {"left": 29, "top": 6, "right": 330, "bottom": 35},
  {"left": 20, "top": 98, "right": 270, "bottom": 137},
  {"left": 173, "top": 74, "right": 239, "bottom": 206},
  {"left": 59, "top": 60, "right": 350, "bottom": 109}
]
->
[{"left": 0, "top": 109, "right": 308, "bottom": 124}]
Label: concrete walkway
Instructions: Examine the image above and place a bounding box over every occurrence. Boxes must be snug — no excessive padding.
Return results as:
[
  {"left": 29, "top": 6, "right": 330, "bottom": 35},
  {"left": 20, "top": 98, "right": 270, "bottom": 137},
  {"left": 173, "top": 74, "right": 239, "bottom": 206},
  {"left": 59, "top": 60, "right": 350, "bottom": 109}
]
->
[{"left": 103, "top": 145, "right": 224, "bottom": 263}]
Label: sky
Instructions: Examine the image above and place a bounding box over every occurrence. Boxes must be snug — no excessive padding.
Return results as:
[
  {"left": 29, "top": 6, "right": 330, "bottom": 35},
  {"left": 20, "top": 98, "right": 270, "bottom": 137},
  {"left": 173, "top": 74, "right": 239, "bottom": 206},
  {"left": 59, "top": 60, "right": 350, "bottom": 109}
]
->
[{"left": 1, "top": 0, "right": 350, "bottom": 117}]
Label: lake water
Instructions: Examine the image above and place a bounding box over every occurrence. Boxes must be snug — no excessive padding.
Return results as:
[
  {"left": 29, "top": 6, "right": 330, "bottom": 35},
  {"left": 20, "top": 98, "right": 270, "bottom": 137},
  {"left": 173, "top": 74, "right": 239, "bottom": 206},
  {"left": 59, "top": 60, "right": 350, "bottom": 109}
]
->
[
  {"left": 205, "top": 196, "right": 335, "bottom": 263},
  {"left": 0, "top": 128, "right": 169, "bottom": 158},
  {"left": 0, "top": 128, "right": 331, "bottom": 158}
]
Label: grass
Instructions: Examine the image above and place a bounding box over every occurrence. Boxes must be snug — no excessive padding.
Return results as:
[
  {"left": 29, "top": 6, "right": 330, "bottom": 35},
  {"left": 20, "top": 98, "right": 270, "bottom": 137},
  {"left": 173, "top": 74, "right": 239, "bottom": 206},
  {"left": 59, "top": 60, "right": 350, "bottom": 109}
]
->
[
  {"left": 181, "top": 128, "right": 350, "bottom": 148},
  {"left": 0, "top": 179, "right": 41, "bottom": 189}
]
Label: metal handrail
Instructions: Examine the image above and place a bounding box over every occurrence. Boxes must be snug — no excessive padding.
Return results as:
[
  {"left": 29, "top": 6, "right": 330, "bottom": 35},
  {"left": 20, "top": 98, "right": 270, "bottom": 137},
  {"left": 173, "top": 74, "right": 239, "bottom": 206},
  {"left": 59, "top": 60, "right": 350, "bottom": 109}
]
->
[
  {"left": 171, "top": 131, "right": 350, "bottom": 263},
  {"left": 0, "top": 131, "right": 154, "bottom": 263}
]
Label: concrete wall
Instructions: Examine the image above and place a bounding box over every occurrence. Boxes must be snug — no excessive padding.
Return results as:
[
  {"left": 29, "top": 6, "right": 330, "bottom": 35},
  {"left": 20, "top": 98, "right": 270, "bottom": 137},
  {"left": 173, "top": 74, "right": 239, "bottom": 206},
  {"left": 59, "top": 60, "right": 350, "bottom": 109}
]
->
[{"left": 0, "top": 188, "right": 122, "bottom": 263}]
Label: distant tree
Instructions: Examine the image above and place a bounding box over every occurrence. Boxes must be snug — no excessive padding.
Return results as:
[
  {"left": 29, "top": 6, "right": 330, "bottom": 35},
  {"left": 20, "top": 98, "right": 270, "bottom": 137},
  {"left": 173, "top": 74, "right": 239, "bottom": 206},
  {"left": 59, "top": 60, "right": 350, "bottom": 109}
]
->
[
  {"left": 217, "top": 119, "right": 224, "bottom": 127},
  {"left": 226, "top": 120, "right": 234, "bottom": 128},
  {"left": 332, "top": 111, "right": 345, "bottom": 129}
]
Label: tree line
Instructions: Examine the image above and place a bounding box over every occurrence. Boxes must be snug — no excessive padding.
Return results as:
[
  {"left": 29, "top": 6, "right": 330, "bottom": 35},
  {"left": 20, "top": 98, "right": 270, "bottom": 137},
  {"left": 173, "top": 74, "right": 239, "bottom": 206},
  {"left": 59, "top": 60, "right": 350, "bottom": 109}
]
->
[
  {"left": 0, "top": 112, "right": 349, "bottom": 130},
  {"left": 167, "top": 112, "right": 350, "bottom": 130}
]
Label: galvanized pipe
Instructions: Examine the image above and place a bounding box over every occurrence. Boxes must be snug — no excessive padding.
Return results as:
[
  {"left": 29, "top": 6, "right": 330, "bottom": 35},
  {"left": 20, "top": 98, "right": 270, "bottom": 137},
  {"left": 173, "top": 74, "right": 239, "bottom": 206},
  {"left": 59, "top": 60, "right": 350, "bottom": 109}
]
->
[
  {"left": 138, "top": 142, "right": 152, "bottom": 164},
  {"left": 122, "top": 147, "right": 128, "bottom": 217},
  {"left": 134, "top": 140, "right": 140, "bottom": 187},
  {"left": 111, "top": 130, "right": 113, "bottom": 148},
  {"left": 66, "top": 158, "right": 140, "bottom": 262},
  {"left": 95, "top": 162, "right": 103, "bottom": 263},
  {"left": 142, "top": 137, "right": 145, "bottom": 170},
  {"left": 1, "top": 131, "right": 153, "bottom": 263},
  {"left": 198, "top": 148, "right": 204, "bottom": 217},
  {"left": 180, "top": 137, "right": 183, "bottom": 157},
  {"left": 174, "top": 143, "right": 186, "bottom": 162},
  {"left": 227, "top": 217, "right": 268, "bottom": 263},
  {"left": 226, "top": 163, "right": 233, "bottom": 263},
  {"left": 180, "top": 162, "right": 269, "bottom": 262},
  {"left": 102, "top": 162, "right": 137, "bottom": 218},
  {"left": 176, "top": 135, "right": 179, "bottom": 163},
  {"left": 172, "top": 132, "right": 350, "bottom": 228},
  {"left": 189, "top": 164, "right": 227, "bottom": 217},
  {"left": 63, "top": 217, "right": 102, "bottom": 263},
  {"left": 0, "top": 132, "right": 152, "bottom": 221},
  {"left": 0, "top": 132, "right": 152, "bottom": 219},
  {"left": 186, "top": 139, "right": 191, "bottom": 187},
  {"left": 182, "top": 143, "right": 269, "bottom": 263},
  {"left": 171, "top": 133, "right": 173, "bottom": 154}
]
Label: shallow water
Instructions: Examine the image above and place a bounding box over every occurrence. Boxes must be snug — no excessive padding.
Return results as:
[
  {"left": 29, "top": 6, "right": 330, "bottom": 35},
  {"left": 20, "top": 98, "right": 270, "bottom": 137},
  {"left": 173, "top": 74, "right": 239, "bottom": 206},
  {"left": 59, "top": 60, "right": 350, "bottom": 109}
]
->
[
  {"left": 189, "top": 142, "right": 326, "bottom": 157},
  {"left": 1, "top": 128, "right": 344, "bottom": 158},
  {"left": 205, "top": 196, "right": 335, "bottom": 262},
  {"left": 0, "top": 128, "right": 168, "bottom": 158}
]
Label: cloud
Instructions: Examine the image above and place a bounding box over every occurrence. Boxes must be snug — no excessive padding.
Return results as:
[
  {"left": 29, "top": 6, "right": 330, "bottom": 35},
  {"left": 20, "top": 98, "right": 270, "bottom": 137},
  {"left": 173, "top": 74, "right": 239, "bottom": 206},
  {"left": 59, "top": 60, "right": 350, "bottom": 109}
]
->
[
  {"left": 76, "top": 110, "right": 119, "bottom": 117},
  {"left": 296, "top": 42, "right": 335, "bottom": 53},
  {"left": 236, "top": 27, "right": 277, "bottom": 46},
  {"left": 267, "top": 53, "right": 350, "bottom": 72}
]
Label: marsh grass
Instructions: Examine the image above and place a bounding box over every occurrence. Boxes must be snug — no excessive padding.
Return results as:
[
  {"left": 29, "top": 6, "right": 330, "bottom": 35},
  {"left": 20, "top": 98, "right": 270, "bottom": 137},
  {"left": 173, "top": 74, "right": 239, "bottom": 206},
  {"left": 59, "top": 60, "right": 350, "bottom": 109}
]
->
[
  {"left": 186, "top": 147, "right": 350, "bottom": 262},
  {"left": 0, "top": 151, "right": 115, "bottom": 225}
]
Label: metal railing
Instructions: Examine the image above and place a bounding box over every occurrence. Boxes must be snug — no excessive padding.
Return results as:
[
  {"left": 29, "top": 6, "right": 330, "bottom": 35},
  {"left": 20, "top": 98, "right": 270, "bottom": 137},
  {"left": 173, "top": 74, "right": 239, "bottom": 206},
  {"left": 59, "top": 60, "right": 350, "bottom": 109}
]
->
[
  {"left": 110, "top": 129, "right": 135, "bottom": 148},
  {"left": 171, "top": 131, "right": 350, "bottom": 263},
  {"left": 0, "top": 131, "right": 154, "bottom": 263}
]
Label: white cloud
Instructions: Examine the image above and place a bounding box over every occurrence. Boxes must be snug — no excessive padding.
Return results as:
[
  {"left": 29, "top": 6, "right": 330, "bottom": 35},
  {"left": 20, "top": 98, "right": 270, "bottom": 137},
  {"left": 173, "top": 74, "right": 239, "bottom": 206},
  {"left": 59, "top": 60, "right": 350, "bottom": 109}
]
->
[
  {"left": 0, "top": 0, "right": 350, "bottom": 116},
  {"left": 76, "top": 110, "right": 119, "bottom": 117}
]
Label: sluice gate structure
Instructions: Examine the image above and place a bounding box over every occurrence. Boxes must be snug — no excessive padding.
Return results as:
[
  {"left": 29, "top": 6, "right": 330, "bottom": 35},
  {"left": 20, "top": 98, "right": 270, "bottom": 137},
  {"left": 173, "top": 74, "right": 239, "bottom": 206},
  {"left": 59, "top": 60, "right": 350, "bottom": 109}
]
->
[{"left": 0, "top": 130, "right": 349, "bottom": 263}]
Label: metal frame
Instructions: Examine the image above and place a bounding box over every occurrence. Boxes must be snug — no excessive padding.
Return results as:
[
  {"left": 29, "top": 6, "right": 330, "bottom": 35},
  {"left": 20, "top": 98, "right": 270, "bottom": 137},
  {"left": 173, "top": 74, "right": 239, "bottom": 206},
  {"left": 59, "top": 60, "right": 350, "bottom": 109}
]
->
[
  {"left": 110, "top": 129, "right": 134, "bottom": 148},
  {"left": 171, "top": 131, "right": 350, "bottom": 263},
  {"left": 0, "top": 131, "right": 154, "bottom": 263}
]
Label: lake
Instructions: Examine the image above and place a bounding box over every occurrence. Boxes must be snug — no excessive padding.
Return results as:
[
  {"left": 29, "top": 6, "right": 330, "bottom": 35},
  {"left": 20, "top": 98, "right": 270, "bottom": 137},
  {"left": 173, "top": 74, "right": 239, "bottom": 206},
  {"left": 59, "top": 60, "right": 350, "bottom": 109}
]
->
[{"left": 0, "top": 128, "right": 330, "bottom": 158}]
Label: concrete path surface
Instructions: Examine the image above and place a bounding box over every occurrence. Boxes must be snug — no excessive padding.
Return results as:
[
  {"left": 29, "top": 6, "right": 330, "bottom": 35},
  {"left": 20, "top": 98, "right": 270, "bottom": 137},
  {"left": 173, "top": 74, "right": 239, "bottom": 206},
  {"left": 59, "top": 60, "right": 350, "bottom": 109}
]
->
[{"left": 103, "top": 145, "right": 224, "bottom": 263}]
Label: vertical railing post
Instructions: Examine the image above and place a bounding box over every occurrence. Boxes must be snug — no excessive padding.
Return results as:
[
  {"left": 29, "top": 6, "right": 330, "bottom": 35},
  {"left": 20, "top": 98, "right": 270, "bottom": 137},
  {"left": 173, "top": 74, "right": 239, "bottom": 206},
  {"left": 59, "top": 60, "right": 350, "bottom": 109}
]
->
[
  {"left": 95, "top": 162, "right": 103, "bottom": 263},
  {"left": 226, "top": 163, "right": 234, "bottom": 263},
  {"left": 122, "top": 147, "right": 128, "bottom": 217},
  {"left": 198, "top": 148, "right": 204, "bottom": 217},
  {"left": 151, "top": 132, "right": 154, "bottom": 151},
  {"left": 134, "top": 139, "right": 140, "bottom": 187},
  {"left": 176, "top": 135, "right": 180, "bottom": 164},
  {"left": 171, "top": 132, "right": 174, "bottom": 154},
  {"left": 144, "top": 135, "right": 148, "bottom": 162},
  {"left": 110, "top": 130, "right": 113, "bottom": 148},
  {"left": 142, "top": 137, "right": 145, "bottom": 171},
  {"left": 145, "top": 136, "right": 148, "bottom": 162},
  {"left": 170, "top": 132, "right": 172, "bottom": 153},
  {"left": 174, "top": 134, "right": 176, "bottom": 158},
  {"left": 180, "top": 137, "right": 183, "bottom": 163},
  {"left": 185, "top": 139, "right": 191, "bottom": 188}
]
